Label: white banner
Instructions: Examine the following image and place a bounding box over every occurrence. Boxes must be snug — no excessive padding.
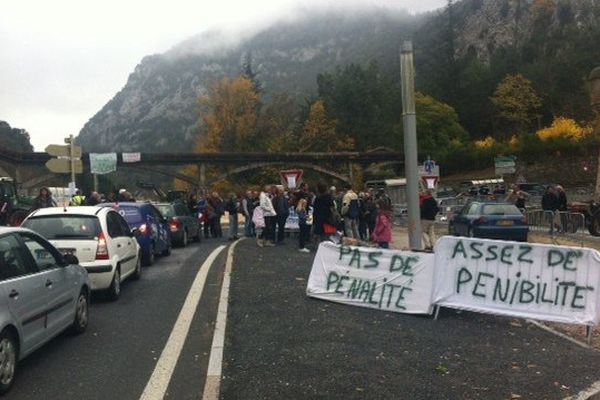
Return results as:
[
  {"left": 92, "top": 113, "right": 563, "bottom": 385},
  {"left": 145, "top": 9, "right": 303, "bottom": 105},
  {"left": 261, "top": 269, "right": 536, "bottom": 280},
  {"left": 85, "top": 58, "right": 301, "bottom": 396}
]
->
[
  {"left": 433, "top": 236, "right": 600, "bottom": 325},
  {"left": 122, "top": 152, "right": 141, "bottom": 163},
  {"left": 307, "top": 242, "right": 435, "bottom": 314},
  {"left": 90, "top": 153, "right": 117, "bottom": 174}
]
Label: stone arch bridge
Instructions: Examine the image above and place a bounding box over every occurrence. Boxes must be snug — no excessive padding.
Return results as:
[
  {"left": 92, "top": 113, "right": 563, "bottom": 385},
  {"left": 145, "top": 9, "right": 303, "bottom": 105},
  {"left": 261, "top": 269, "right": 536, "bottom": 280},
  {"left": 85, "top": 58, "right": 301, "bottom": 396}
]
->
[{"left": 0, "top": 147, "right": 403, "bottom": 190}]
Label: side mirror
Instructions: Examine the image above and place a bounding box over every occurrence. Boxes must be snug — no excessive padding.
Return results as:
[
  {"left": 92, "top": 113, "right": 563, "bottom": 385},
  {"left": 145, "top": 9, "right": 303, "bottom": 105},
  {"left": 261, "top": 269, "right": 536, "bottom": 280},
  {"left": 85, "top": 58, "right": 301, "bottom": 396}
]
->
[
  {"left": 130, "top": 228, "right": 141, "bottom": 238},
  {"left": 63, "top": 254, "right": 79, "bottom": 265}
]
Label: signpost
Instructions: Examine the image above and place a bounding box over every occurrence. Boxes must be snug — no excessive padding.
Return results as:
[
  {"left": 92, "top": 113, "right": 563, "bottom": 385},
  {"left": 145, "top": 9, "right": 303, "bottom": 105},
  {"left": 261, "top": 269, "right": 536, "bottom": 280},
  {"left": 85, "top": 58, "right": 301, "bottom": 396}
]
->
[
  {"left": 418, "top": 157, "right": 440, "bottom": 190},
  {"left": 494, "top": 156, "right": 516, "bottom": 176},
  {"left": 45, "top": 135, "right": 82, "bottom": 191}
]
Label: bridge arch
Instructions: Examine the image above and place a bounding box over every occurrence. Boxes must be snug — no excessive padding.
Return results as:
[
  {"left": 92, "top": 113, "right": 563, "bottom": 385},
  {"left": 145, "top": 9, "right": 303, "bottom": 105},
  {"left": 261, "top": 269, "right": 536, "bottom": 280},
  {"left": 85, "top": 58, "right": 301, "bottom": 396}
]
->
[{"left": 213, "top": 162, "right": 351, "bottom": 184}]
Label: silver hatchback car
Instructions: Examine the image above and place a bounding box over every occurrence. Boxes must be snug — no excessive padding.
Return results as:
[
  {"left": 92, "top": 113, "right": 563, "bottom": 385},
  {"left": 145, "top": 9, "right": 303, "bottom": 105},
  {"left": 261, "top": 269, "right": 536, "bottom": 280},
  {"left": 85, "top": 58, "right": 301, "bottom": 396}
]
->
[{"left": 0, "top": 227, "right": 89, "bottom": 394}]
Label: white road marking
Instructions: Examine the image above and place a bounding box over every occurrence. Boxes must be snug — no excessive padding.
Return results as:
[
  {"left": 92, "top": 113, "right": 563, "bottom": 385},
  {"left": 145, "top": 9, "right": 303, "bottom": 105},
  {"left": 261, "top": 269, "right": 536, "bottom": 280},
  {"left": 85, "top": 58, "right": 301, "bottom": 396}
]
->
[
  {"left": 202, "top": 238, "right": 244, "bottom": 400},
  {"left": 564, "top": 380, "right": 600, "bottom": 400},
  {"left": 526, "top": 319, "right": 591, "bottom": 349},
  {"left": 140, "top": 245, "right": 226, "bottom": 400}
]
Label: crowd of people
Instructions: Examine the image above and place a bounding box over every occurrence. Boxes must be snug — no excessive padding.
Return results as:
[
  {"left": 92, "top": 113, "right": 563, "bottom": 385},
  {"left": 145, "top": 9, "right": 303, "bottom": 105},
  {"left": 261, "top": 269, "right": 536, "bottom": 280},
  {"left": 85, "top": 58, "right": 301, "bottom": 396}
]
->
[{"left": 26, "top": 182, "right": 444, "bottom": 252}]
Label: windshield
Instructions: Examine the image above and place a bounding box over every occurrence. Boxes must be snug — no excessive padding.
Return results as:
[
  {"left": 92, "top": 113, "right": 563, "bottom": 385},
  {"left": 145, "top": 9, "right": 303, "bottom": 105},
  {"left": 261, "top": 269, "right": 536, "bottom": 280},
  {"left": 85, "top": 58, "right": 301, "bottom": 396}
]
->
[
  {"left": 23, "top": 215, "right": 102, "bottom": 240},
  {"left": 114, "top": 206, "right": 144, "bottom": 225},
  {"left": 156, "top": 205, "right": 175, "bottom": 218},
  {"left": 482, "top": 204, "right": 522, "bottom": 216}
]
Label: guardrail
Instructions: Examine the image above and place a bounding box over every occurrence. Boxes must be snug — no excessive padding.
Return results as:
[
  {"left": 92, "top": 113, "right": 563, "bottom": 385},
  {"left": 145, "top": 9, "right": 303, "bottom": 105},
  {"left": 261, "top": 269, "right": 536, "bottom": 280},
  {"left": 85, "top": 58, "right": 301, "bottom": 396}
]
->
[{"left": 525, "top": 209, "right": 586, "bottom": 246}]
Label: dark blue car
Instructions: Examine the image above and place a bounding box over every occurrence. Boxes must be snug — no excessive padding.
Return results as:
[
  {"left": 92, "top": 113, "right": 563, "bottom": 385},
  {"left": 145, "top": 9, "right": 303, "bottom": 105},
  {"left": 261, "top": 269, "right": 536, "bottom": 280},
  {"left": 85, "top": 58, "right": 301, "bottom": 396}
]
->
[
  {"left": 449, "top": 202, "right": 528, "bottom": 242},
  {"left": 103, "top": 202, "right": 172, "bottom": 266}
]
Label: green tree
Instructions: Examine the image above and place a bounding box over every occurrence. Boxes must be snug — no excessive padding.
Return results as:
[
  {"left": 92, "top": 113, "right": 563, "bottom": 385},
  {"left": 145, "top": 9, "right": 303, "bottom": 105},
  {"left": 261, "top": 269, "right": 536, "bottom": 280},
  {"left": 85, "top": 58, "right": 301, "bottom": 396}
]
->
[
  {"left": 490, "top": 74, "right": 542, "bottom": 138},
  {"left": 299, "top": 99, "right": 354, "bottom": 152}
]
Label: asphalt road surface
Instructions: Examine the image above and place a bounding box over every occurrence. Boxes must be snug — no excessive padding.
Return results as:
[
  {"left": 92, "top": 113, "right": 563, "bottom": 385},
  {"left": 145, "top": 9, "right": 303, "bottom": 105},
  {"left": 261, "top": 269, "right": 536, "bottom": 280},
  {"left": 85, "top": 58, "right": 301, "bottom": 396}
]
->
[
  {"left": 8, "top": 238, "right": 228, "bottom": 400},
  {"left": 222, "top": 238, "right": 600, "bottom": 400}
]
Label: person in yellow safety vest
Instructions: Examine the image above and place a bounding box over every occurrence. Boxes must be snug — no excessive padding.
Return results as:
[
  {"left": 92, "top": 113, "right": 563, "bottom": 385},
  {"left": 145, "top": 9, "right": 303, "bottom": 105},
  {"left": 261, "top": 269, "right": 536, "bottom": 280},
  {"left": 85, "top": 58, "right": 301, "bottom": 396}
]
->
[{"left": 71, "top": 190, "right": 86, "bottom": 206}]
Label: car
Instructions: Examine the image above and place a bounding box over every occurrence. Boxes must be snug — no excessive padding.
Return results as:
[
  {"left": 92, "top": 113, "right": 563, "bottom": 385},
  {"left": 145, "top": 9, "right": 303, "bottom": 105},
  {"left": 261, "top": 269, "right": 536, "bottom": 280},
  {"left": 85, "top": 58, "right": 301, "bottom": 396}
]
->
[
  {"left": 102, "top": 202, "right": 171, "bottom": 266},
  {"left": 21, "top": 206, "right": 142, "bottom": 300},
  {"left": 0, "top": 227, "right": 89, "bottom": 394},
  {"left": 449, "top": 202, "right": 528, "bottom": 242},
  {"left": 155, "top": 202, "right": 201, "bottom": 247}
]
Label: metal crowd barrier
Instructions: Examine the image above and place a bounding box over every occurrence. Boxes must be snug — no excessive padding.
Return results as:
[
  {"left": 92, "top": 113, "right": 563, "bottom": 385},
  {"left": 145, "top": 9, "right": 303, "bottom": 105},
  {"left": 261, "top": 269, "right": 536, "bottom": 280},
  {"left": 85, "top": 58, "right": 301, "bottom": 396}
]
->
[{"left": 525, "top": 209, "right": 586, "bottom": 246}]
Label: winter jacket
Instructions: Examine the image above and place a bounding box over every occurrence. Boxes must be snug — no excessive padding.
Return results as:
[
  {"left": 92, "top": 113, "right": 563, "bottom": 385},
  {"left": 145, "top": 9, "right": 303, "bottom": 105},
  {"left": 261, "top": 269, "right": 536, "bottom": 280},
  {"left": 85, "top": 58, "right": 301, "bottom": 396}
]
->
[
  {"left": 260, "top": 192, "right": 277, "bottom": 217},
  {"left": 420, "top": 196, "right": 439, "bottom": 221},
  {"left": 372, "top": 212, "right": 392, "bottom": 243}
]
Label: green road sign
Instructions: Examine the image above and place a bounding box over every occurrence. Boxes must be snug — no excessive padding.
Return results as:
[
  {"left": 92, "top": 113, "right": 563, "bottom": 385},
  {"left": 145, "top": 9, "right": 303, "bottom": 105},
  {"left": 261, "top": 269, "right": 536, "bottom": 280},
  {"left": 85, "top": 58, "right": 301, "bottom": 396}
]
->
[
  {"left": 45, "top": 158, "right": 83, "bottom": 174},
  {"left": 45, "top": 144, "right": 82, "bottom": 158}
]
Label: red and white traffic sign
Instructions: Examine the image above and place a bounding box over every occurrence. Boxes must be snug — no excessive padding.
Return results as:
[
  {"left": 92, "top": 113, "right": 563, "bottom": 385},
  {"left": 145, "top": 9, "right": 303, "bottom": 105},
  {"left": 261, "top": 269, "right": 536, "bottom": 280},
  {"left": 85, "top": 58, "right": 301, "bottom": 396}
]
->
[{"left": 280, "top": 169, "right": 304, "bottom": 189}]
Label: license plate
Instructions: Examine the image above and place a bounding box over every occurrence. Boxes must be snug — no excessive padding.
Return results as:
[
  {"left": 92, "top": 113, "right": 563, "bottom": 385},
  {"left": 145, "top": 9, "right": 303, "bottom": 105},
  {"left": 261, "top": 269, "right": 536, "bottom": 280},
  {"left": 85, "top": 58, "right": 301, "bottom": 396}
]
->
[
  {"left": 59, "top": 248, "right": 77, "bottom": 256},
  {"left": 497, "top": 220, "right": 514, "bottom": 226}
]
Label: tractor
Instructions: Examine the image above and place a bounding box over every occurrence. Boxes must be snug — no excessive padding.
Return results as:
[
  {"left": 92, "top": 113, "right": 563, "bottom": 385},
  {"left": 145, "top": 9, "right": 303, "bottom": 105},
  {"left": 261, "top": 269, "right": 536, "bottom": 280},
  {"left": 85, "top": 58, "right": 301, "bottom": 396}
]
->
[{"left": 0, "top": 177, "right": 33, "bottom": 226}]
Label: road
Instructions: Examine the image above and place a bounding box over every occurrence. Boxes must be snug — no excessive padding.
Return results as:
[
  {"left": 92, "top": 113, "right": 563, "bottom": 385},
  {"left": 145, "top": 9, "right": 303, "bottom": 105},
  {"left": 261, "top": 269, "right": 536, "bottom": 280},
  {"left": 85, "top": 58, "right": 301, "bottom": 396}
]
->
[
  {"left": 8, "top": 239, "right": 228, "bottom": 400},
  {"left": 7, "top": 234, "right": 600, "bottom": 400}
]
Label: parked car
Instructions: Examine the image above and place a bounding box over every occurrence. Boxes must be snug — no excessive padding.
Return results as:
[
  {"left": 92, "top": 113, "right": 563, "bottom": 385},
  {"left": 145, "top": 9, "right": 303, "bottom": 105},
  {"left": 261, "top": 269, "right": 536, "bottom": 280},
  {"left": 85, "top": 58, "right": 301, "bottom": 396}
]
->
[
  {"left": 449, "top": 202, "right": 528, "bottom": 242},
  {"left": 102, "top": 202, "right": 171, "bottom": 266},
  {"left": 155, "top": 202, "right": 201, "bottom": 247},
  {"left": 0, "top": 227, "right": 89, "bottom": 394},
  {"left": 21, "top": 206, "right": 142, "bottom": 300}
]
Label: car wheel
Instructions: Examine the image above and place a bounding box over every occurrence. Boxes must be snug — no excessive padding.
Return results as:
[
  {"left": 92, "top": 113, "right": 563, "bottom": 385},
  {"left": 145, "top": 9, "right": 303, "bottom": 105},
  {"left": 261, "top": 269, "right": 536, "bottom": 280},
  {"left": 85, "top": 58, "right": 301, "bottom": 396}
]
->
[
  {"left": 143, "top": 245, "right": 155, "bottom": 267},
  {"left": 162, "top": 243, "right": 172, "bottom": 257},
  {"left": 0, "top": 329, "right": 18, "bottom": 395},
  {"left": 181, "top": 230, "right": 188, "bottom": 248},
  {"left": 132, "top": 254, "right": 142, "bottom": 280},
  {"left": 70, "top": 290, "right": 89, "bottom": 334},
  {"left": 107, "top": 267, "right": 121, "bottom": 301}
]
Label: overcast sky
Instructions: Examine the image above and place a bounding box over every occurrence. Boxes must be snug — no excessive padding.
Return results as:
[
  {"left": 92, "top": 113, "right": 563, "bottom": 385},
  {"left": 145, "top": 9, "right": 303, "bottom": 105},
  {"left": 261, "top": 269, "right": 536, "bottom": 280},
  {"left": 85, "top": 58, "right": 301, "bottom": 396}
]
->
[{"left": 0, "top": 0, "right": 445, "bottom": 151}]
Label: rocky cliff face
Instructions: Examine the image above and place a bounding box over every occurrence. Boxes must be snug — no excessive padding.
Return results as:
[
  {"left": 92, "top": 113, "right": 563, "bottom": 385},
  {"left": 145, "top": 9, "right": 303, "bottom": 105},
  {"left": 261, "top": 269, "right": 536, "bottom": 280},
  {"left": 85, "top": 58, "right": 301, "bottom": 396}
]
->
[{"left": 76, "top": 9, "right": 418, "bottom": 153}]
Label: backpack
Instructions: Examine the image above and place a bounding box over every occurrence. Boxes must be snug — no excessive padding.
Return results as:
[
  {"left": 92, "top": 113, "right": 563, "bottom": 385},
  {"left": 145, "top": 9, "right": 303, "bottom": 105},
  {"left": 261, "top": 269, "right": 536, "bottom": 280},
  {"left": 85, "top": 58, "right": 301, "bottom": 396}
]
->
[{"left": 348, "top": 199, "right": 360, "bottom": 219}]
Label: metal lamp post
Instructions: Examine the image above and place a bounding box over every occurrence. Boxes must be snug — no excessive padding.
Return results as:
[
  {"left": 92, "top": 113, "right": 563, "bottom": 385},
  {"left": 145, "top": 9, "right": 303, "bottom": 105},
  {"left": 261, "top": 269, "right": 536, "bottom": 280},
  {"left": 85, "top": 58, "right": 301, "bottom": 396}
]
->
[{"left": 400, "top": 41, "right": 422, "bottom": 250}]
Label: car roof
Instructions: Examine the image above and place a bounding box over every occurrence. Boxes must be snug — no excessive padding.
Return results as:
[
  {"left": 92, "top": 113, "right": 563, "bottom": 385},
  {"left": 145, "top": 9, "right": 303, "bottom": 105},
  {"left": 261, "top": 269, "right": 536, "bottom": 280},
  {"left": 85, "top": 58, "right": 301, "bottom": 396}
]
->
[
  {"left": 28, "top": 206, "right": 107, "bottom": 218},
  {"left": 0, "top": 226, "right": 38, "bottom": 235},
  {"left": 102, "top": 202, "right": 150, "bottom": 209}
]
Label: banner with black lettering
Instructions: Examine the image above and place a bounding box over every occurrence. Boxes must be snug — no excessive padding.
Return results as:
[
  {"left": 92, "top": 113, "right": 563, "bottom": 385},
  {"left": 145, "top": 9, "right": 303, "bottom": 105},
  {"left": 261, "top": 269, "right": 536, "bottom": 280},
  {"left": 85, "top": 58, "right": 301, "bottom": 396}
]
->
[
  {"left": 433, "top": 236, "right": 600, "bottom": 325},
  {"left": 306, "top": 242, "right": 435, "bottom": 314}
]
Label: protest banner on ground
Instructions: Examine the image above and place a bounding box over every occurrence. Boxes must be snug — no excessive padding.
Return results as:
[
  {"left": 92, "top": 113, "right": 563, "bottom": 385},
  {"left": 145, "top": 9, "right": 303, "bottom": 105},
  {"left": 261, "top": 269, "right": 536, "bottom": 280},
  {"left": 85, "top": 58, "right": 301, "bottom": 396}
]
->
[
  {"left": 307, "top": 242, "right": 435, "bottom": 314},
  {"left": 433, "top": 236, "right": 600, "bottom": 325}
]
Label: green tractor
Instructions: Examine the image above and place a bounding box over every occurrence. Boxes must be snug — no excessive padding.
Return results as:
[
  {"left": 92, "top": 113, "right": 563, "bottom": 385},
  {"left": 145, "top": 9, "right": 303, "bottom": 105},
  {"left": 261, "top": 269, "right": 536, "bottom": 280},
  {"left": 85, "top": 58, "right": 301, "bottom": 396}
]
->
[{"left": 0, "top": 177, "right": 33, "bottom": 226}]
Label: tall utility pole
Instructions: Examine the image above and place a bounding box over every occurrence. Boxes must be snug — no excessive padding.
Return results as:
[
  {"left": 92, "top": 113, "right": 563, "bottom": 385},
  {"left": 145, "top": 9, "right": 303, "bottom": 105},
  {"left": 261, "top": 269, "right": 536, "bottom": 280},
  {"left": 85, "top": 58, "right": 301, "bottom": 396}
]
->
[
  {"left": 590, "top": 67, "right": 600, "bottom": 200},
  {"left": 400, "top": 41, "right": 422, "bottom": 250},
  {"left": 69, "top": 134, "right": 76, "bottom": 187}
]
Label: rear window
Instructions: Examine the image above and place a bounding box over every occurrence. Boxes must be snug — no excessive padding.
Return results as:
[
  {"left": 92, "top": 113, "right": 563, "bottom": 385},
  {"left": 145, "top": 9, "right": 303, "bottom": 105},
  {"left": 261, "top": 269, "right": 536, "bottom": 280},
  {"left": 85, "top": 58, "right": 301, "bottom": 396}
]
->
[
  {"left": 114, "top": 206, "right": 144, "bottom": 225},
  {"left": 482, "top": 204, "right": 522, "bottom": 216},
  {"left": 156, "top": 205, "right": 174, "bottom": 218},
  {"left": 23, "top": 215, "right": 102, "bottom": 240}
]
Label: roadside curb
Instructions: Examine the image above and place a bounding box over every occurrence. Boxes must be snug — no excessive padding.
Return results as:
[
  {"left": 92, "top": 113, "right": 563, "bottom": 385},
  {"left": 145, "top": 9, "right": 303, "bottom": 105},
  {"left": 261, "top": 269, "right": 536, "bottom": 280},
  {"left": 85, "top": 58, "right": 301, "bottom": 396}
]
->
[{"left": 202, "top": 238, "right": 244, "bottom": 400}]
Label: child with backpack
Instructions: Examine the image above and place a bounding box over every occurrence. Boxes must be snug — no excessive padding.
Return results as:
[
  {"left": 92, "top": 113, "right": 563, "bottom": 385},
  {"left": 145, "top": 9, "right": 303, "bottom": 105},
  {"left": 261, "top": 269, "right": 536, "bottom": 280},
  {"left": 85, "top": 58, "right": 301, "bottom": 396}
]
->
[{"left": 372, "top": 199, "right": 392, "bottom": 249}]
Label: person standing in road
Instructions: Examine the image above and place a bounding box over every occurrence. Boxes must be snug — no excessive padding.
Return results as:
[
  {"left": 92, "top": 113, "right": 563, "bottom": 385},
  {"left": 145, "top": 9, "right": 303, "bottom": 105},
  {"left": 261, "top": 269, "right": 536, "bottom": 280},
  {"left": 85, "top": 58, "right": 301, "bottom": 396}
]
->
[
  {"left": 341, "top": 184, "right": 360, "bottom": 239},
  {"left": 71, "top": 189, "right": 86, "bottom": 206},
  {"left": 225, "top": 193, "right": 240, "bottom": 241},
  {"left": 208, "top": 192, "right": 224, "bottom": 238},
  {"left": 86, "top": 191, "right": 101, "bottom": 206},
  {"left": 296, "top": 198, "right": 311, "bottom": 253},
  {"left": 258, "top": 185, "right": 277, "bottom": 247},
  {"left": 420, "top": 189, "right": 439, "bottom": 252},
  {"left": 274, "top": 186, "right": 290, "bottom": 244},
  {"left": 242, "top": 190, "right": 254, "bottom": 237},
  {"left": 31, "top": 187, "right": 56, "bottom": 211},
  {"left": 312, "top": 182, "right": 335, "bottom": 243},
  {"left": 372, "top": 199, "right": 392, "bottom": 249},
  {"left": 542, "top": 186, "right": 559, "bottom": 232},
  {"left": 556, "top": 185, "right": 568, "bottom": 212}
]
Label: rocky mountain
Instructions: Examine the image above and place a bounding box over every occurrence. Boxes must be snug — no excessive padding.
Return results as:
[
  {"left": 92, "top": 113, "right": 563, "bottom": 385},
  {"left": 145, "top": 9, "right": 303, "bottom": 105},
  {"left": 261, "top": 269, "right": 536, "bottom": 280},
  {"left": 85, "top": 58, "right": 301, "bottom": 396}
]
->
[
  {"left": 77, "top": 8, "right": 420, "bottom": 153},
  {"left": 77, "top": 0, "right": 600, "bottom": 153}
]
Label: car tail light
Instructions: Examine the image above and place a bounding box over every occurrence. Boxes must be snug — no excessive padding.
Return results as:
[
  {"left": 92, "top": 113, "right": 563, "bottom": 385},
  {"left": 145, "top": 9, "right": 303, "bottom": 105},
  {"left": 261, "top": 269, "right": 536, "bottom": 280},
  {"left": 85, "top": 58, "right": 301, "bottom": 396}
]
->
[
  {"left": 96, "top": 232, "right": 109, "bottom": 260},
  {"left": 170, "top": 218, "right": 181, "bottom": 232},
  {"left": 475, "top": 217, "right": 488, "bottom": 225}
]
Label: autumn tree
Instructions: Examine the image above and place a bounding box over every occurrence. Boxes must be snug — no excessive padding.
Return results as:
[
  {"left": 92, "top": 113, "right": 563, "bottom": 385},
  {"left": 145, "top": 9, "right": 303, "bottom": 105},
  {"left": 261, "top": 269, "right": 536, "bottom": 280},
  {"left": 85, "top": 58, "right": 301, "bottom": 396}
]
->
[
  {"left": 299, "top": 99, "right": 354, "bottom": 152},
  {"left": 490, "top": 74, "right": 542, "bottom": 138},
  {"left": 197, "top": 76, "right": 260, "bottom": 152}
]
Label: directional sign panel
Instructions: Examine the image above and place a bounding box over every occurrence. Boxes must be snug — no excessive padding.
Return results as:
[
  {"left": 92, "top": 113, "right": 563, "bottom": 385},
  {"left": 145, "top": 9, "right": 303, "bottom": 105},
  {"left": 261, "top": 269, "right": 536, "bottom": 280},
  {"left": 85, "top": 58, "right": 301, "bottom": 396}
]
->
[
  {"left": 46, "top": 158, "right": 83, "bottom": 174},
  {"left": 45, "top": 144, "right": 82, "bottom": 158}
]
